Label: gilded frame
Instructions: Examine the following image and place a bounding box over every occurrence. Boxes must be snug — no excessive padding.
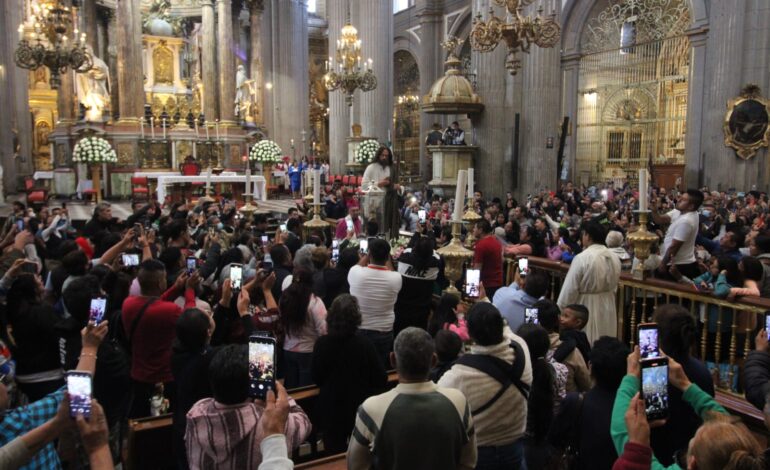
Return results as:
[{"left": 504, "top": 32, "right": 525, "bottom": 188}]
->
[{"left": 723, "top": 85, "right": 770, "bottom": 160}]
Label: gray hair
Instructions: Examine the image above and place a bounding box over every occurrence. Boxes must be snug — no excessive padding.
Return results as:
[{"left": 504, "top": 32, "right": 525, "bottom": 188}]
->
[
  {"left": 606, "top": 230, "right": 624, "bottom": 248},
  {"left": 393, "top": 327, "right": 435, "bottom": 379},
  {"left": 293, "top": 245, "right": 316, "bottom": 273},
  {"left": 94, "top": 202, "right": 111, "bottom": 216}
]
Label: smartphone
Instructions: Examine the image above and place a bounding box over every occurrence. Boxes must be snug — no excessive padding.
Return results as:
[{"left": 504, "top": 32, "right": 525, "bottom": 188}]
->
[
  {"left": 280, "top": 223, "right": 287, "bottom": 232},
  {"left": 518, "top": 257, "right": 529, "bottom": 275},
  {"left": 418, "top": 210, "right": 427, "bottom": 223},
  {"left": 359, "top": 239, "right": 369, "bottom": 254},
  {"left": 122, "top": 253, "right": 140, "bottom": 266},
  {"left": 134, "top": 222, "right": 142, "bottom": 239},
  {"left": 638, "top": 323, "right": 660, "bottom": 359},
  {"left": 332, "top": 239, "right": 339, "bottom": 249},
  {"left": 230, "top": 263, "right": 243, "bottom": 291},
  {"left": 248, "top": 334, "right": 276, "bottom": 400},
  {"left": 641, "top": 357, "right": 669, "bottom": 421},
  {"left": 15, "top": 219, "right": 23, "bottom": 231},
  {"left": 525, "top": 308, "right": 539, "bottom": 324},
  {"left": 186, "top": 256, "right": 197, "bottom": 274},
  {"left": 66, "top": 371, "right": 93, "bottom": 418},
  {"left": 765, "top": 313, "right": 770, "bottom": 340},
  {"left": 332, "top": 248, "right": 340, "bottom": 263},
  {"left": 465, "top": 268, "right": 481, "bottom": 298},
  {"left": 261, "top": 235, "right": 269, "bottom": 245},
  {"left": 346, "top": 219, "right": 354, "bottom": 232},
  {"left": 88, "top": 296, "right": 107, "bottom": 325},
  {"left": 21, "top": 261, "right": 37, "bottom": 274}
]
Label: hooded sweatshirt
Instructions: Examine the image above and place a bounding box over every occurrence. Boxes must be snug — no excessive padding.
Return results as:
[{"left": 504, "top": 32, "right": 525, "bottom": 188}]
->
[{"left": 185, "top": 397, "right": 311, "bottom": 470}]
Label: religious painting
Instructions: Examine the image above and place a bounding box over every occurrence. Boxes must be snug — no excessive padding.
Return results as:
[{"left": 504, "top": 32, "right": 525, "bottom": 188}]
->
[
  {"left": 34, "top": 120, "right": 52, "bottom": 171},
  {"left": 724, "top": 84, "right": 770, "bottom": 160},
  {"left": 153, "top": 43, "right": 174, "bottom": 85}
]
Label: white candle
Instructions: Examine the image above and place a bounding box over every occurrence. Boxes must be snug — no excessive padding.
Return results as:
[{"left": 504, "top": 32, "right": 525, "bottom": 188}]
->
[
  {"left": 192, "top": 141, "right": 197, "bottom": 159},
  {"left": 205, "top": 124, "right": 210, "bottom": 141},
  {"left": 245, "top": 164, "right": 251, "bottom": 197},
  {"left": 194, "top": 120, "right": 198, "bottom": 138},
  {"left": 313, "top": 169, "right": 321, "bottom": 205},
  {"left": 150, "top": 117, "right": 155, "bottom": 139},
  {"left": 205, "top": 167, "right": 212, "bottom": 195},
  {"left": 639, "top": 168, "right": 648, "bottom": 212},
  {"left": 162, "top": 119, "right": 166, "bottom": 140},
  {"left": 453, "top": 170, "right": 467, "bottom": 221},
  {"left": 140, "top": 120, "right": 144, "bottom": 139},
  {"left": 215, "top": 122, "right": 220, "bottom": 140},
  {"left": 467, "top": 167, "right": 475, "bottom": 200}
]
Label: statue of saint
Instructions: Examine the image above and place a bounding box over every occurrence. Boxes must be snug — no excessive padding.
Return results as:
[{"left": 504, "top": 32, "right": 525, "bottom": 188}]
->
[
  {"left": 234, "top": 64, "right": 252, "bottom": 119},
  {"left": 76, "top": 47, "right": 110, "bottom": 121}
]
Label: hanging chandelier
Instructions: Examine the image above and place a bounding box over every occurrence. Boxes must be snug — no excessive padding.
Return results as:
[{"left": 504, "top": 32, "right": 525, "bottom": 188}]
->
[
  {"left": 14, "top": 0, "right": 93, "bottom": 89},
  {"left": 324, "top": 19, "right": 377, "bottom": 106},
  {"left": 397, "top": 93, "right": 420, "bottom": 113},
  {"left": 470, "top": 0, "right": 561, "bottom": 76}
]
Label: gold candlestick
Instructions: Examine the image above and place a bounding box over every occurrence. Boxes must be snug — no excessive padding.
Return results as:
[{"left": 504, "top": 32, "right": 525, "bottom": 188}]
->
[
  {"left": 303, "top": 202, "right": 329, "bottom": 241},
  {"left": 437, "top": 219, "right": 474, "bottom": 297},
  {"left": 462, "top": 197, "right": 482, "bottom": 249},
  {"left": 627, "top": 211, "right": 659, "bottom": 280}
]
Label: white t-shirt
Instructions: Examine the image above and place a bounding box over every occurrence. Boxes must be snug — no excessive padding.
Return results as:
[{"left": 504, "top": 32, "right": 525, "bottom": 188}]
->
[
  {"left": 663, "top": 210, "right": 699, "bottom": 265},
  {"left": 348, "top": 264, "right": 402, "bottom": 332}
]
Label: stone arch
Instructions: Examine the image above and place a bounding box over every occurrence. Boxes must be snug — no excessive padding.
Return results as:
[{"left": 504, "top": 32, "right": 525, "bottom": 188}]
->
[{"left": 393, "top": 35, "right": 420, "bottom": 64}]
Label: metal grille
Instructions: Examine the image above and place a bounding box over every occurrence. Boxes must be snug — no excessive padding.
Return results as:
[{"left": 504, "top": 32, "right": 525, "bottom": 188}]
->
[{"left": 575, "top": 35, "right": 690, "bottom": 186}]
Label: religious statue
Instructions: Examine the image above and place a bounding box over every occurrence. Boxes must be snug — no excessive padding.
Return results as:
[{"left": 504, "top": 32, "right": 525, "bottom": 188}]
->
[
  {"left": 235, "top": 65, "right": 259, "bottom": 123},
  {"left": 76, "top": 47, "right": 110, "bottom": 122}
]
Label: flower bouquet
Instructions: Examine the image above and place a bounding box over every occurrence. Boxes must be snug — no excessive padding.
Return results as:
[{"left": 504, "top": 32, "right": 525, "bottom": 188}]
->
[
  {"left": 389, "top": 235, "right": 411, "bottom": 259},
  {"left": 73, "top": 136, "right": 117, "bottom": 203},
  {"left": 354, "top": 139, "right": 380, "bottom": 164},
  {"left": 249, "top": 140, "right": 282, "bottom": 164}
]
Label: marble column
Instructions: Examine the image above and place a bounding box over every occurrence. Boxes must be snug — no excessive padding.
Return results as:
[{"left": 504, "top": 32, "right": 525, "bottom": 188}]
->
[
  {"left": 327, "top": 0, "right": 350, "bottom": 173},
  {"left": 248, "top": 0, "right": 265, "bottom": 125},
  {"left": 116, "top": 0, "right": 144, "bottom": 121},
  {"left": 201, "top": 0, "right": 218, "bottom": 120},
  {"left": 416, "top": 0, "right": 443, "bottom": 181},
  {"left": 358, "top": 0, "right": 393, "bottom": 143},
  {"left": 217, "top": 0, "right": 236, "bottom": 123},
  {"left": 519, "top": 0, "right": 562, "bottom": 196},
  {"left": 269, "top": 0, "right": 309, "bottom": 156},
  {"left": 80, "top": 0, "right": 99, "bottom": 51},
  {"left": 471, "top": 0, "right": 522, "bottom": 198},
  {"left": 560, "top": 54, "right": 580, "bottom": 182},
  {"left": 105, "top": 10, "right": 119, "bottom": 119},
  {"left": 56, "top": 0, "right": 76, "bottom": 123}
]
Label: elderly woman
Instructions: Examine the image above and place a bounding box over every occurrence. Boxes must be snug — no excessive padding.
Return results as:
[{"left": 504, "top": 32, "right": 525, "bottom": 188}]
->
[{"left": 606, "top": 230, "right": 632, "bottom": 270}]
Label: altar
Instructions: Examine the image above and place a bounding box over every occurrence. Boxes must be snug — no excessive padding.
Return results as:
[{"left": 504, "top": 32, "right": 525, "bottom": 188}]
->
[{"left": 134, "top": 172, "right": 267, "bottom": 203}]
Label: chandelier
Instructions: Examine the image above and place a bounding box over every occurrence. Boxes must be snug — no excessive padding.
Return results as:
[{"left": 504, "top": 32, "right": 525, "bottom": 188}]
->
[
  {"left": 324, "top": 20, "right": 377, "bottom": 106},
  {"left": 14, "top": 0, "right": 93, "bottom": 89},
  {"left": 470, "top": 0, "right": 561, "bottom": 76},
  {"left": 397, "top": 93, "right": 420, "bottom": 113}
]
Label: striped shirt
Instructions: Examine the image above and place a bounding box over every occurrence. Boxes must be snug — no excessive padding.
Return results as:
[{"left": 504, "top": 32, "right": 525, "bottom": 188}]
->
[{"left": 347, "top": 381, "right": 477, "bottom": 470}]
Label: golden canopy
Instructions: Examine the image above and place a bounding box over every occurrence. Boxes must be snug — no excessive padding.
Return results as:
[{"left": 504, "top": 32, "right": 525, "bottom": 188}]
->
[{"left": 421, "top": 54, "right": 484, "bottom": 115}]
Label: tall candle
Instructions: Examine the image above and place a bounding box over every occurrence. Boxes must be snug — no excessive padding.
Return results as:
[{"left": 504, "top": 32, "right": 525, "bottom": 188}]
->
[
  {"left": 467, "top": 167, "right": 475, "bottom": 200},
  {"left": 453, "top": 170, "right": 468, "bottom": 221},
  {"left": 140, "top": 120, "right": 144, "bottom": 139},
  {"left": 245, "top": 163, "right": 251, "bottom": 197},
  {"left": 313, "top": 169, "right": 321, "bottom": 205},
  {"left": 215, "top": 122, "right": 220, "bottom": 140},
  {"left": 162, "top": 119, "right": 166, "bottom": 140},
  {"left": 638, "top": 169, "right": 648, "bottom": 212},
  {"left": 194, "top": 120, "right": 198, "bottom": 138},
  {"left": 150, "top": 117, "right": 155, "bottom": 139},
  {"left": 205, "top": 124, "right": 210, "bottom": 141},
  {"left": 192, "top": 141, "right": 197, "bottom": 159}
]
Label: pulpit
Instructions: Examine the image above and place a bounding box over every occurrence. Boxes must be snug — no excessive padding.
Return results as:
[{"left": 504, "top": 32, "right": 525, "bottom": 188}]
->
[{"left": 428, "top": 145, "right": 478, "bottom": 190}]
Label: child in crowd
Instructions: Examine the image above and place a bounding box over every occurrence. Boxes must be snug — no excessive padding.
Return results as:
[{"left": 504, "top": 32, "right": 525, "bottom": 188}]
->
[
  {"left": 557, "top": 304, "right": 591, "bottom": 365},
  {"left": 430, "top": 330, "right": 463, "bottom": 383}
]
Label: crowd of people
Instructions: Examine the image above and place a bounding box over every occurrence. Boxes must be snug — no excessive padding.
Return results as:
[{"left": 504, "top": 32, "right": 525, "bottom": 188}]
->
[{"left": 0, "top": 176, "right": 768, "bottom": 470}]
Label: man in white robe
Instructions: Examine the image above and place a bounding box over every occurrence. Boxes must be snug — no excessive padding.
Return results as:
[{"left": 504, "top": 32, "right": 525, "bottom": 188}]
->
[{"left": 557, "top": 221, "right": 621, "bottom": 344}]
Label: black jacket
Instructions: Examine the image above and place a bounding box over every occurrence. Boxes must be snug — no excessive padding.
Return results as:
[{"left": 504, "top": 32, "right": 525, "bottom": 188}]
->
[{"left": 744, "top": 350, "right": 770, "bottom": 411}]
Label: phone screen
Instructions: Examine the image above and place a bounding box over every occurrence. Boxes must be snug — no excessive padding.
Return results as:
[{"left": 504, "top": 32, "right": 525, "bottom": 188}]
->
[
  {"left": 465, "top": 268, "right": 481, "bottom": 298},
  {"left": 89, "top": 297, "right": 107, "bottom": 325},
  {"left": 418, "top": 210, "right": 427, "bottom": 223},
  {"left": 641, "top": 358, "right": 669, "bottom": 421},
  {"left": 359, "top": 239, "right": 369, "bottom": 254},
  {"left": 230, "top": 264, "right": 243, "bottom": 291},
  {"left": 67, "top": 371, "right": 93, "bottom": 418},
  {"left": 280, "top": 224, "right": 287, "bottom": 232},
  {"left": 525, "top": 308, "right": 539, "bottom": 324},
  {"left": 261, "top": 235, "right": 269, "bottom": 244},
  {"left": 249, "top": 335, "right": 276, "bottom": 400},
  {"left": 765, "top": 314, "right": 770, "bottom": 340},
  {"left": 332, "top": 239, "right": 339, "bottom": 249},
  {"left": 518, "top": 258, "right": 529, "bottom": 275},
  {"left": 638, "top": 325, "right": 660, "bottom": 359},
  {"left": 346, "top": 219, "right": 354, "bottom": 231},
  {"left": 186, "top": 257, "right": 197, "bottom": 274},
  {"left": 122, "top": 253, "right": 140, "bottom": 266},
  {"left": 332, "top": 248, "right": 340, "bottom": 263},
  {"left": 15, "top": 219, "right": 23, "bottom": 231}
]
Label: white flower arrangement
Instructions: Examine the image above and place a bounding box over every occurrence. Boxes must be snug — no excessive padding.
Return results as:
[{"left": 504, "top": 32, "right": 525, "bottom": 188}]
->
[
  {"left": 72, "top": 136, "right": 118, "bottom": 164},
  {"left": 354, "top": 139, "right": 380, "bottom": 164},
  {"left": 249, "top": 140, "right": 282, "bottom": 163}
]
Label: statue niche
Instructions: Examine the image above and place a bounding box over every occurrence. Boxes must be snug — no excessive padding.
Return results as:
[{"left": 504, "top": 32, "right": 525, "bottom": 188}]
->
[{"left": 153, "top": 44, "right": 174, "bottom": 85}]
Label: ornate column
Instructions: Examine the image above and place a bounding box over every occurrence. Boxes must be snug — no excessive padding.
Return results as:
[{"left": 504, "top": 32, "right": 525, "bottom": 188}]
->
[
  {"left": 270, "top": 0, "right": 309, "bottom": 155},
  {"left": 247, "top": 0, "right": 265, "bottom": 125},
  {"left": 327, "top": 0, "right": 350, "bottom": 172},
  {"left": 560, "top": 54, "right": 580, "bottom": 182},
  {"left": 80, "top": 0, "right": 98, "bottom": 51},
  {"left": 116, "top": 0, "right": 144, "bottom": 121},
  {"left": 201, "top": 0, "right": 218, "bottom": 119},
  {"left": 519, "top": 0, "right": 561, "bottom": 196},
  {"left": 416, "top": 0, "right": 443, "bottom": 181},
  {"left": 358, "top": 0, "right": 393, "bottom": 142},
  {"left": 217, "top": 0, "right": 236, "bottom": 123}
]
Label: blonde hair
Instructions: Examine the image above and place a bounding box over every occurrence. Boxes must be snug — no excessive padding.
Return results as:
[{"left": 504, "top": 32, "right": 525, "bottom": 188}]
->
[{"left": 688, "top": 413, "right": 765, "bottom": 470}]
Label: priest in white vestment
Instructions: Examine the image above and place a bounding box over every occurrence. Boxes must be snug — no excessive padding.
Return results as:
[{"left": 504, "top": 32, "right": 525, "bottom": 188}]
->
[{"left": 557, "top": 222, "right": 621, "bottom": 344}]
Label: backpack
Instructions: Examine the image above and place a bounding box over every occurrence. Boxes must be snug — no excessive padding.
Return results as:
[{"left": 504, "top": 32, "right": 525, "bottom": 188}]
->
[{"left": 455, "top": 340, "right": 530, "bottom": 416}]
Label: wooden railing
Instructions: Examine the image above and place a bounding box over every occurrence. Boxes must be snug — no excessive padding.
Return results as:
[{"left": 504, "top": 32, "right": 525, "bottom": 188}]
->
[{"left": 506, "top": 256, "right": 770, "bottom": 423}]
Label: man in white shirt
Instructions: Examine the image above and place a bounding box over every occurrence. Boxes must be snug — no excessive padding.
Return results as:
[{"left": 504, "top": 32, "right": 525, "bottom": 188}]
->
[
  {"left": 652, "top": 189, "right": 704, "bottom": 280},
  {"left": 348, "top": 238, "right": 402, "bottom": 368}
]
